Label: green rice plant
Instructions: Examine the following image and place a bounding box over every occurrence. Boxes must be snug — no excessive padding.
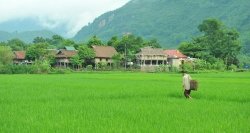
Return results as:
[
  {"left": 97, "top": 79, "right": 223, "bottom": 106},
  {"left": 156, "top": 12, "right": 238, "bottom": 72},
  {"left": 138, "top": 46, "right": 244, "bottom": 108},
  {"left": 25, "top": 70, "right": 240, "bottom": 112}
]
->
[{"left": 0, "top": 72, "right": 249, "bottom": 132}]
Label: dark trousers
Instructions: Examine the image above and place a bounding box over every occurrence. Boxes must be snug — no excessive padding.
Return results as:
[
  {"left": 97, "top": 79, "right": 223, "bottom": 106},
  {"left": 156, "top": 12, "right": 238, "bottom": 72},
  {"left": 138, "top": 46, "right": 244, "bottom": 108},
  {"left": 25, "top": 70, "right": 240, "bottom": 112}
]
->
[{"left": 184, "top": 89, "right": 191, "bottom": 98}]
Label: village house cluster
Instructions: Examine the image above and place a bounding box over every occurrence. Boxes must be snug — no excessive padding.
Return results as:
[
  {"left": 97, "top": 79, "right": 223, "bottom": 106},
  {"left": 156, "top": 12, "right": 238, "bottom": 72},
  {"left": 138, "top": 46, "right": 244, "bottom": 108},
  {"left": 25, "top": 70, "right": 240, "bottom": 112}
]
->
[{"left": 13, "top": 45, "right": 188, "bottom": 71}]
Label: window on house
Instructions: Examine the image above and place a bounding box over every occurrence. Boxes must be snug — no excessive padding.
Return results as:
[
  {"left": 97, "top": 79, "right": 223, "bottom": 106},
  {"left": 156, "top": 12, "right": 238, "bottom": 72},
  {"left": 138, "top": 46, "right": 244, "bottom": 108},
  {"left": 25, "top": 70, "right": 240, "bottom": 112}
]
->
[
  {"left": 145, "top": 60, "right": 151, "bottom": 65},
  {"left": 152, "top": 60, "right": 157, "bottom": 65}
]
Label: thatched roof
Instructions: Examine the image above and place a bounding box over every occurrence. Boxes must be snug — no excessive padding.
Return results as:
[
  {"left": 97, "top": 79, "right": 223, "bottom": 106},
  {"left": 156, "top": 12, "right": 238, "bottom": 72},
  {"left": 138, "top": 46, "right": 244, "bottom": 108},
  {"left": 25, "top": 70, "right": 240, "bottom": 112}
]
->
[
  {"left": 136, "top": 47, "right": 165, "bottom": 56},
  {"left": 92, "top": 45, "right": 117, "bottom": 58},
  {"left": 56, "top": 50, "right": 78, "bottom": 58}
]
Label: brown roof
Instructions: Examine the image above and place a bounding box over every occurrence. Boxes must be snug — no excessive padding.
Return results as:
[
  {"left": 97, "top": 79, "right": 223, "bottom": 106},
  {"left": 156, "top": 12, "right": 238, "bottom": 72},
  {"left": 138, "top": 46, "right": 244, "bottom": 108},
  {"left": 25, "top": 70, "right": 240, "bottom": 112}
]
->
[
  {"left": 136, "top": 47, "right": 165, "bottom": 56},
  {"left": 92, "top": 45, "right": 117, "bottom": 58},
  {"left": 163, "top": 50, "right": 187, "bottom": 58},
  {"left": 56, "top": 50, "right": 78, "bottom": 58},
  {"left": 13, "top": 51, "right": 26, "bottom": 60}
]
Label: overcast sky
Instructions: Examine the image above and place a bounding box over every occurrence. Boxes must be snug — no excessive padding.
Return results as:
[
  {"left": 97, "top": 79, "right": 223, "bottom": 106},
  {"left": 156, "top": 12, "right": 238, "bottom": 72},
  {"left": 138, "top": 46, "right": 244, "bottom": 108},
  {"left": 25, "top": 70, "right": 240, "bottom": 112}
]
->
[{"left": 0, "top": 0, "right": 129, "bottom": 36}]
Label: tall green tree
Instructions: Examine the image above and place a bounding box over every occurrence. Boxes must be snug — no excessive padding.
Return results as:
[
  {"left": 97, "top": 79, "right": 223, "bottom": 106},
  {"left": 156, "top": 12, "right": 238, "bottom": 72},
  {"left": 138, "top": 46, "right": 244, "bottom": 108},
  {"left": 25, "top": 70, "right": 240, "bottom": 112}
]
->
[
  {"left": 70, "top": 55, "right": 82, "bottom": 69},
  {"left": 26, "top": 43, "right": 49, "bottom": 60},
  {"left": 111, "top": 53, "right": 123, "bottom": 69},
  {"left": 107, "top": 36, "right": 119, "bottom": 48},
  {"left": 63, "top": 39, "right": 76, "bottom": 47},
  {"left": 116, "top": 34, "right": 144, "bottom": 54},
  {"left": 77, "top": 45, "right": 95, "bottom": 66},
  {"left": 199, "top": 19, "right": 241, "bottom": 66},
  {"left": 143, "top": 39, "right": 161, "bottom": 48},
  {"left": 87, "top": 35, "right": 103, "bottom": 47},
  {"left": 7, "top": 38, "right": 26, "bottom": 51},
  {"left": 48, "top": 35, "right": 64, "bottom": 48},
  {"left": 33, "top": 37, "right": 46, "bottom": 44},
  {"left": 179, "top": 18, "right": 241, "bottom": 67},
  {"left": 178, "top": 38, "right": 209, "bottom": 59},
  {"left": 0, "top": 46, "right": 14, "bottom": 65}
]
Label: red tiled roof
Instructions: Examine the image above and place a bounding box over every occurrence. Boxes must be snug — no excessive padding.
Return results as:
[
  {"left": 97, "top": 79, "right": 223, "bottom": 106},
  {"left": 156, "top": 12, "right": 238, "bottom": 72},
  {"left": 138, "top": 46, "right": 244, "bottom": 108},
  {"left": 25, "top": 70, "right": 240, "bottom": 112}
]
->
[
  {"left": 13, "top": 51, "right": 26, "bottom": 60},
  {"left": 92, "top": 45, "right": 117, "bottom": 58},
  {"left": 163, "top": 50, "right": 187, "bottom": 58},
  {"left": 56, "top": 50, "right": 78, "bottom": 58}
]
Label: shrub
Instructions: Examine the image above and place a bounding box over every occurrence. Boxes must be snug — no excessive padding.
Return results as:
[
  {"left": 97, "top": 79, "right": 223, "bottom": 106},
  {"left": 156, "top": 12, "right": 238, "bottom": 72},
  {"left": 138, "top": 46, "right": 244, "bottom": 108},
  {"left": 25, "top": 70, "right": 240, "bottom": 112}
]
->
[
  {"left": 10, "top": 65, "right": 33, "bottom": 74},
  {"left": 180, "top": 62, "right": 193, "bottom": 72},
  {"left": 0, "top": 64, "right": 12, "bottom": 74},
  {"left": 97, "top": 62, "right": 108, "bottom": 70},
  {"left": 156, "top": 65, "right": 169, "bottom": 72},
  {"left": 0, "top": 64, "right": 37, "bottom": 74},
  {"left": 50, "top": 68, "right": 72, "bottom": 74},
  {"left": 32, "top": 60, "right": 51, "bottom": 74},
  {"left": 0, "top": 60, "right": 52, "bottom": 74},
  {"left": 228, "top": 64, "right": 237, "bottom": 71},
  {"left": 169, "top": 66, "right": 179, "bottom": 72},
  {"left": 193, "top": 59, "right": 211, "bottom": 70},
  {"left": 212, "top": 60, "right": 226, "bottom": 71},
  {"left": 86, "top": 65, "right": 93, "bottom": 71},
  {"left": 235, "top": 69, "right": 248, "bottom": 72}
]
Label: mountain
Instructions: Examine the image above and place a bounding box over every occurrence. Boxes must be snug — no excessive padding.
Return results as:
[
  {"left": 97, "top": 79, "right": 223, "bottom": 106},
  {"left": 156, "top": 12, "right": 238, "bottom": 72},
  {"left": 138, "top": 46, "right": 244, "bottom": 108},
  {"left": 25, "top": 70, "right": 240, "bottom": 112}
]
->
[
  {"left": 0, "top": 18, "right": 69, "bottom": 39},
  {"left": 74, "top": 0, "right": 250, "bottom": 48},
  {"left": 0, "top": 19, "right": 46, "bottom": 33},
  {"left": 0, "top": 30, "right": 56, "bottom": 43},
  {"left": 0, "top": 31, "right": 12, "bottom": 41}
]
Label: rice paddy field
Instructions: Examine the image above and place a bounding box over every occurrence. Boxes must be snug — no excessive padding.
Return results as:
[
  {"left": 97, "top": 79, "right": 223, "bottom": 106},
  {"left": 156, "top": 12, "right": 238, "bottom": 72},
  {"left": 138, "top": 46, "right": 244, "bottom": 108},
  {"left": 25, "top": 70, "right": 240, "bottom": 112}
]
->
[{"left": 0, "top": 72, "right": 249, "bottom": 132}]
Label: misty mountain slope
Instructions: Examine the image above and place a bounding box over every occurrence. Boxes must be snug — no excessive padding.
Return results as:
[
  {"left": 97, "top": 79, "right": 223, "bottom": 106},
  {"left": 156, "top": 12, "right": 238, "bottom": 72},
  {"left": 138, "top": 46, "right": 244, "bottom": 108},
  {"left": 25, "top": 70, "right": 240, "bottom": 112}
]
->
[
  {"left": 74, "top": 0, "right": 250, "bottom": 48},
  {"left": 0, "top": 19, "right": 45, "bottom": 32},
  {"left": 0, "top": 31, "right": 12, "bottom": 41},
  {"left": 0, "top": 18, "right": 68, "bottom": 42},
  {"left": 0, "top": 30, "right": 56, "bottom": 43}
]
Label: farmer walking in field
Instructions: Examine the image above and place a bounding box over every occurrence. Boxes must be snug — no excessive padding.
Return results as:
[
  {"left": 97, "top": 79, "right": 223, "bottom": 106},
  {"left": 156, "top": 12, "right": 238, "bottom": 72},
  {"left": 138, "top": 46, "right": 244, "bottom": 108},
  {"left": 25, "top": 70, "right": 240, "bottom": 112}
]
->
[{"left": 183, "top": 72, "right": 192, "bottom": 99}]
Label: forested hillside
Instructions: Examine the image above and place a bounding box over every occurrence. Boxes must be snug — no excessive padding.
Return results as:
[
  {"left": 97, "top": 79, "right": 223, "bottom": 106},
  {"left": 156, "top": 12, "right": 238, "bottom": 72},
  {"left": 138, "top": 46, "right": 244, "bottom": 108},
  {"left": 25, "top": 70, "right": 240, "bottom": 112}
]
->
[{"left": 74, "top": 0, "right": 250, "bottom": 50}]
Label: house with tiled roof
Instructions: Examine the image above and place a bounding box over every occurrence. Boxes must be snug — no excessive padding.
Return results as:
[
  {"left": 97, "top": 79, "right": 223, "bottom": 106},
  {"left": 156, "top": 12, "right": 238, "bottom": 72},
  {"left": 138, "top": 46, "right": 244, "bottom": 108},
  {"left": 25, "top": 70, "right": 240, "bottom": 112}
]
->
[
  {"left": 92, "top": 45, "right": 118, "bottom": 68},
  {"left": 55, "top": 47, "right": 78, "bottom": 68},
  {"left": 13, "top": 51, "right": 30, "bottom": 64},
  {"left": 136, "top": 47, "right": 167, "bottom": 71},
  {"left": 163, "top": 50, "right": 188, "bottom": 68}
]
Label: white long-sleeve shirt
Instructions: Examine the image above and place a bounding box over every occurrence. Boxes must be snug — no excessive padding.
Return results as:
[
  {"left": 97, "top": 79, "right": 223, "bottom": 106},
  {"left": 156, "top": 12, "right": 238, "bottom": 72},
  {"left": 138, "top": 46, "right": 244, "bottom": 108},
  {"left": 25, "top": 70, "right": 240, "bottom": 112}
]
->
[{"left": 183, "top": 74, "right": 192, "bottom": 90}]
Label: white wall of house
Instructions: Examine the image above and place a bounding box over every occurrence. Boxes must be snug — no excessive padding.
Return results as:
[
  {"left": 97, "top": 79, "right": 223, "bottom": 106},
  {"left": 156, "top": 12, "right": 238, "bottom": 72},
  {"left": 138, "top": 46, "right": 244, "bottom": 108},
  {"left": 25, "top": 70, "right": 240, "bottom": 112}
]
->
[
  {"left": 57, "top": 58, "right": 70, "bottom": 63},
  {"left": 56, "top": 58, "right": 71, "bottom": 68},
  {"left": 168, "top": 58, "right": 186, "bottom": 68},
  {"left": 95, "top": 58, "right": 112, "bottom": 64},
  {"left": 137, "top": 55, "right": 167, "bottom": 66}
]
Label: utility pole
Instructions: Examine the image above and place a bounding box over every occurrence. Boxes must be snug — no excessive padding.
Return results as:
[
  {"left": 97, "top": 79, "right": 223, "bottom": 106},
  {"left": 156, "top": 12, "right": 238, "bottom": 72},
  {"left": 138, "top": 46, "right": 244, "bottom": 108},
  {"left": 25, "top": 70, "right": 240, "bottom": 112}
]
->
[
  {"left": 124, "top": 42, "right": 127, "bottom": 70},
  {"left": 123, "top": 32, "right": 131, "bottom": 70}
]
